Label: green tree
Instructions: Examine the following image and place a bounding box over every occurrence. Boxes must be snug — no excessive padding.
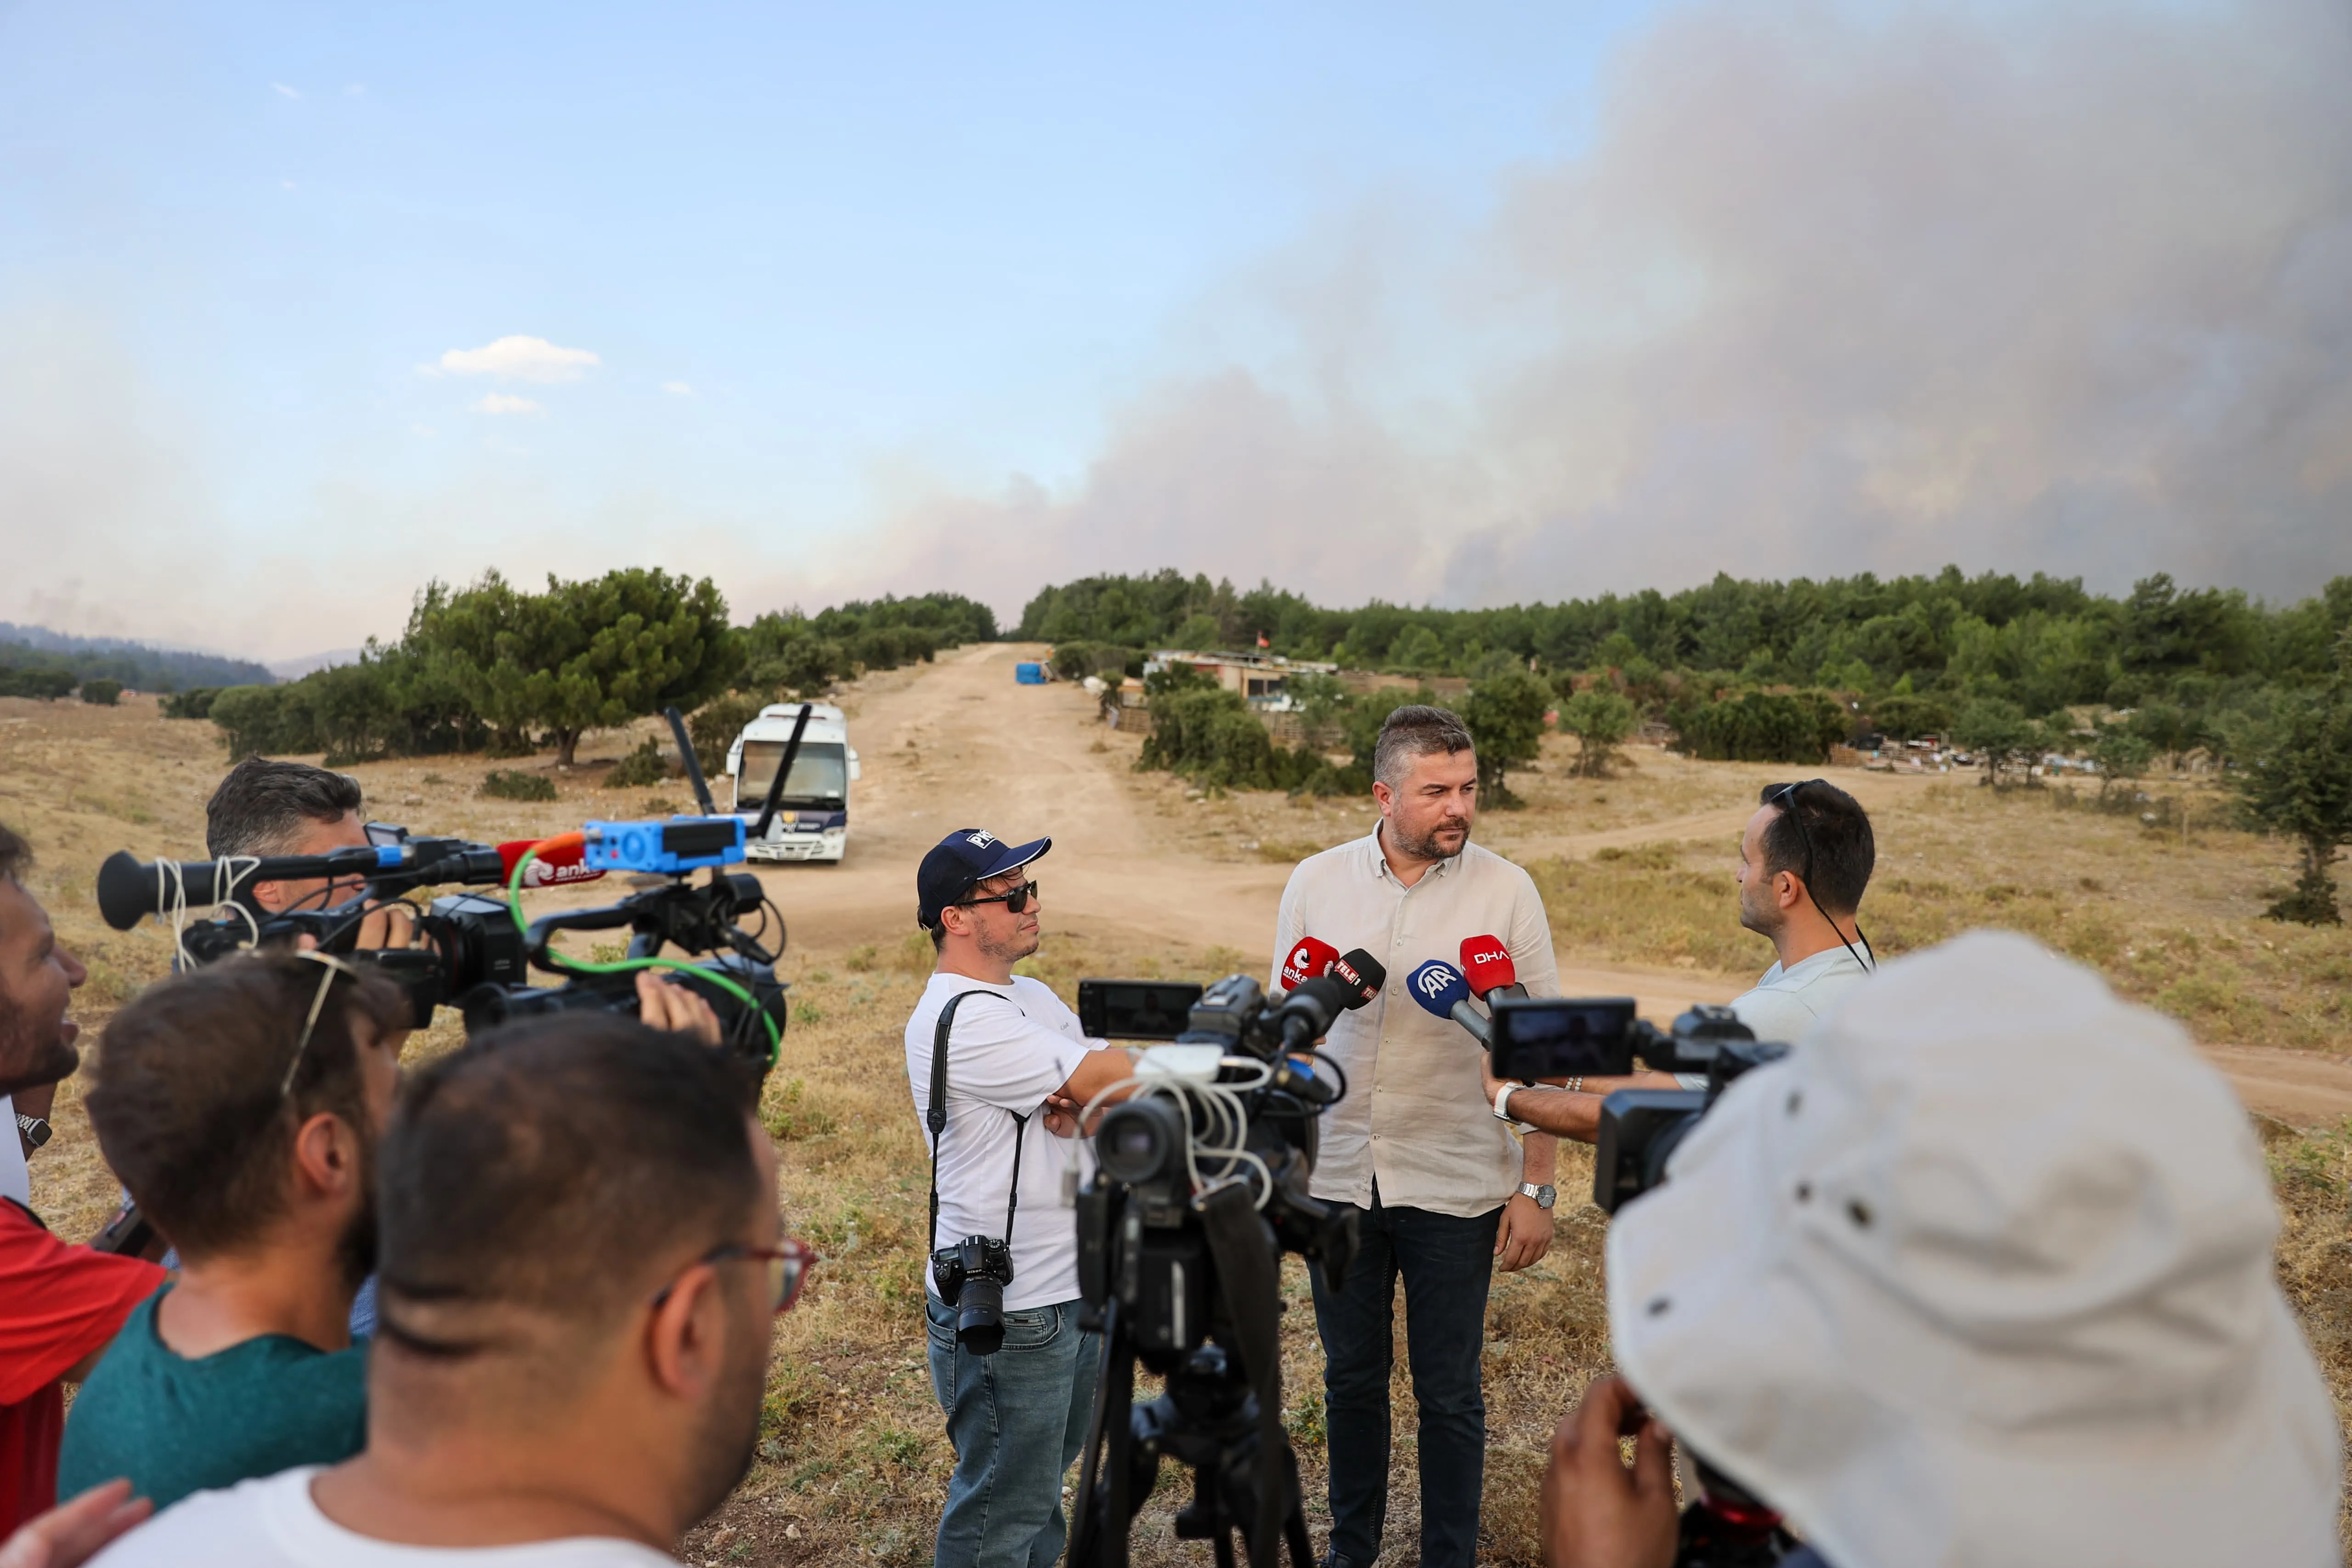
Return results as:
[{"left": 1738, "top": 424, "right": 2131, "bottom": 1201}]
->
[
  {"left": 1673, "top": 691, "right": 1848, "bottom": 764},
  {"left": 1952, "top": 698, "right": 2047, "bottom": 787},
  {"left": 1460, "top": 670, "right": 1550, "bottom": 804},
  {"left": 2233, "top": 643, "right": 2352, "bottom": 924},
  {"left": 2090, "top": 726, "right": 2153, "bottom": 806},
  {"left": 2128, "top": 702, "right": 2205, "bottom": 773},
  {"left": 79, "top": 679, "right": 124, "bottom": 706},
  {"left": 1556, "top": 689, "right": 1637, "bottom": 777},
  {"left": 1871, "top": 693, "right": 1951, "bottom": 743},
  {"left": 450, "top": 569, "right": 740, "bottom": 767}
]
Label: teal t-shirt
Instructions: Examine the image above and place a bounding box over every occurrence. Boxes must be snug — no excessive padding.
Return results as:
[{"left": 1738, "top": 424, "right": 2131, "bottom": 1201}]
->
[{"left": 57, "top": 1285, "right": 368, "bottom": 1510}]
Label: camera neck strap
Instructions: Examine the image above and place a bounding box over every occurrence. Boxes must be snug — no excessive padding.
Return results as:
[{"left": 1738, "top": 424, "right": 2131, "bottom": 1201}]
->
[{"left": 927, "top": 989, "right": 1032, "bottom": 1254}]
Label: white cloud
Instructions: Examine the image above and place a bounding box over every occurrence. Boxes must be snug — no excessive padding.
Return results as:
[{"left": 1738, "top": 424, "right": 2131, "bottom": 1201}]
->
[
  {"left": 433, "top": 335, "right": 600, "bottom": 383},
  {"left": 271, "top": 82, "right": 300, "bottom": 99},
  {"left": 411, "top": 423, "right": 435, "bottom": 437},
  {"left": 472, "top": 394, "right": 543, "bottom": 416},
  {"left": 661, "top": 380, "right": 694, "bottom": 396}
]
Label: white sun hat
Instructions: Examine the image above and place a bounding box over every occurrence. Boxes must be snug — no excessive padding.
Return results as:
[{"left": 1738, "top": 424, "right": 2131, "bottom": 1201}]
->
[{"left": 1606, "top": 929, "right": 2341, "bottom": 1568}]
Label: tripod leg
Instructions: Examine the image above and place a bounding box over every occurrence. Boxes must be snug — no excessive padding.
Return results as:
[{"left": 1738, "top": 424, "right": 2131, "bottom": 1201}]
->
[
  {"left": 1069, "top": 1306, "right": 1135, "bottom": 1568},
  {"left": 1214, "top": 1528, "right": 1238, "bottom": 1568},
  {"left": 1281, "top": 1440, "right": 1315, "bottom": 1568}
]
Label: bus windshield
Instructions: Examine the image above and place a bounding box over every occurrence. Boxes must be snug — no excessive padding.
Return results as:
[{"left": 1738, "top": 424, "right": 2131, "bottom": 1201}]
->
[{"left": 736, "top": 740, "right": 848, "bottom": 806}]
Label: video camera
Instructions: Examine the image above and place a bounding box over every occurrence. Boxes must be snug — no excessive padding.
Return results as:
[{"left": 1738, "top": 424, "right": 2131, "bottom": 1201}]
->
[
  {"left": 1485, "top": 997, "right": 1789, "bottom": 1213},
  {"left": 93, "top": 812, "right": 790, "bottom": 1065},
  {"left": 1063, "top": 953, "right": 1382, "bottom": 1568}
]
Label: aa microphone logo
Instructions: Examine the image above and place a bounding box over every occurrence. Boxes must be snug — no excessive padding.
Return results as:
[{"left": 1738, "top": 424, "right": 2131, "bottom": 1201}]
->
[{"left": 1416, "top": 962, "right": 1462, "bottom": 999}]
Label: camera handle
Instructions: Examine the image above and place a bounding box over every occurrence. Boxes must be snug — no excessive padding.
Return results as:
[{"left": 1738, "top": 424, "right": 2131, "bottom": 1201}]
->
[{"left": 926, "top": 990, "right": 1031, "bottom": 1255}]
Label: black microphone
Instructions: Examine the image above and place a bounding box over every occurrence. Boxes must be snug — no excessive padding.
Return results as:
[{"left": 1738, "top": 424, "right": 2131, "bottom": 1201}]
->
[
  {"left": 1276, "top": 949, "right": 1389, "bottom": 1052},
  {"left": 1328, "top": 948, "right": 1386, "bottom": 1008}
]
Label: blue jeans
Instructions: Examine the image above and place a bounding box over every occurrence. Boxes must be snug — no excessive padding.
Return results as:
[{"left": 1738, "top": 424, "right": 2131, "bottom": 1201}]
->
[
  {"left": 926, "top": 1295, "right": 1101, "bottom": 1568},
  {"left": 1308, "top": 1189, "right": 1502, "bottom": 1568}
]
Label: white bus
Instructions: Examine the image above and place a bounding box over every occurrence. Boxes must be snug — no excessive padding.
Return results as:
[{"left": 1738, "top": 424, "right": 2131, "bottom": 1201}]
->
[{"left": 725, "top": 703, "right": 862, "bottom": 863}]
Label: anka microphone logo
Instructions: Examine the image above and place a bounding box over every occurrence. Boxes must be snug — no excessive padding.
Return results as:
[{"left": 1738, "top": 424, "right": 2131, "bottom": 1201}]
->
[{"left": 1415, "top": 962, "right": 1463, "bottom": 999}]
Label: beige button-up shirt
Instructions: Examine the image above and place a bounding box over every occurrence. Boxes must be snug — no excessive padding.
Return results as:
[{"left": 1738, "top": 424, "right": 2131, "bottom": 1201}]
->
[{"left": 1269, "top": 826, "right": 1560, "bottom": 1217}]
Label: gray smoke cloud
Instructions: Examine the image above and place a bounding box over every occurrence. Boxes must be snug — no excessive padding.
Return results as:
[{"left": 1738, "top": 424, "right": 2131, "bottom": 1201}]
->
[{"left": 825, "top": 0, "right": 2352, "bottom": 622}]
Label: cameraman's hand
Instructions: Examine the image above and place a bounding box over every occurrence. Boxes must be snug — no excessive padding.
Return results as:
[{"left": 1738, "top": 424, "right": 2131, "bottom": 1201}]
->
[
  {"left": 0, "top": 1479, "right": 152, "bottom": 1568},
  {"left": 1041, "top": 1093, "right": 1082, "bottom": 1138},
  {"left": 635, "top": 970, "right": 723, "bottom": 1046},
  {"left": 1496, "top": 1191, "right": 1555, "bottom": 1271},
  {"left": 351, "top": 900, "right": 419, "bottom": 951},
  {"left": 1540, "top": 1376, "right": 1677, "bottom": 1568}
]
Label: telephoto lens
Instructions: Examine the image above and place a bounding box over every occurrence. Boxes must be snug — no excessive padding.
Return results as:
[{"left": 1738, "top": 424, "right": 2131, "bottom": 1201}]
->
[{"left": 954, "top": 1271, "right": 1008, "bottom": 1356}]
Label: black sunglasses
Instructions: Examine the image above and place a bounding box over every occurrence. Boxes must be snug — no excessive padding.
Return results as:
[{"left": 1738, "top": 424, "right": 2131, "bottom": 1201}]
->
[
  {"left": 1761, "top": 780, "right": 1874, "bottom": 973},
  {"left": 958, "top": 878, "right": 1040, "bottom": 915}
]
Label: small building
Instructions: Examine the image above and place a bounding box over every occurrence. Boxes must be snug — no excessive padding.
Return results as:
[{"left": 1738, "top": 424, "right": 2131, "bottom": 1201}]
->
[{"left": 1144, "top": 649, "right": 1338, "bottom": 711}]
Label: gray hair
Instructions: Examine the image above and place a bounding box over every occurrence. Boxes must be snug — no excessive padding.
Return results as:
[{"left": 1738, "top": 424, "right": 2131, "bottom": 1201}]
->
[
  {"left": 1373, "top": 705, "right": 1475, "bottom": 788},
  {"left": 205, "top": 758, "right": 366, "bottom": 858}
]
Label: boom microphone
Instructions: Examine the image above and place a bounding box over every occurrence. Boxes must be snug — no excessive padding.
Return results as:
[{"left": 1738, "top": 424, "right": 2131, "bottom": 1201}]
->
[
  {"left": 1459, "top": 936, "right": 1524, "bottom": 1002},
  {"left": 1407, "top": 959, "right": 1493, "bottom": 1047},
  {"left": 1279, "top": 936, "right": 1340, "bottom": 991},
  {"left": 495, "top": 839, "right": 608, "bottom": 889}
]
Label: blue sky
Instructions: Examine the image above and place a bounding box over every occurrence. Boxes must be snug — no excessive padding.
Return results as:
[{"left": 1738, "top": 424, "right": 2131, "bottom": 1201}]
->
[{"left": 5, "top": 0, "right": 2346, "bottom": 659}]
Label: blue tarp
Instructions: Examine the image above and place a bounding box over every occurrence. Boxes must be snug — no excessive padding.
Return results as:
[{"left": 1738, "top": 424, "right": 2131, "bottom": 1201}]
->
[{"left": 1014, "top": 662, "right": 1046, "bottom": 684}]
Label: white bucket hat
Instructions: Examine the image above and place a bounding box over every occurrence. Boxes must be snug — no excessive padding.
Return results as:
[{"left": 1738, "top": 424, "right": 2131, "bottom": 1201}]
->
[{"left": 1606, "top": 929, "right": 2341, "bottom": 1568}]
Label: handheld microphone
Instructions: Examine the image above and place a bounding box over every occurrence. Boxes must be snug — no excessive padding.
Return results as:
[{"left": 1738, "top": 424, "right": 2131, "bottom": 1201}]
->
[
  {"left": 1279, "top": 936, "right": 1340, "bottom": 991},
  {"left": 1328, "top": 949, "right": 1386, "bottom": 1009},
  {"left": 495, "top": 839, "right": 608, "bottom": 889},
  {"left": 1459, "top": 936, "right": 1524, "bottom": 1002},
  {"left": 1407, "top": 959, "right": 1493, "bottom": 1047}
]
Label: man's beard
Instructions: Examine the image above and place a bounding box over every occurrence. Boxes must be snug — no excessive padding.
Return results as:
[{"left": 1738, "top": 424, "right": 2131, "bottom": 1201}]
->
[
  {"left": 0, "top": 990, "right": 78, "bottom": 1099},
  {"left": 682, "top": 1308, "right": 769, "bottom": 1526},
  {"left": 1395, "top": 815, "right": 1472, "bottom": 862},
  {"left": 1737, "top": 883, "right": 1784, "bottom": 942},
  {"left": 976, "top": 925, "right": 1039, "bottom": 967}
]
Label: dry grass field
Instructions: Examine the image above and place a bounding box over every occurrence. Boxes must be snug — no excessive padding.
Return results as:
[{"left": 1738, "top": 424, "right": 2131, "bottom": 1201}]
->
[{"left": 6, "top": 655, "right": 2349, "bottom": 1565}]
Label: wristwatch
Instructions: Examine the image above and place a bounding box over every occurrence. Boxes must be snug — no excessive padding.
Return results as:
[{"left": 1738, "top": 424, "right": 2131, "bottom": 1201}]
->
[
  {"left": 1518, "top": 1181, "right": 1557, "bottom": 1210},
  {"left": 16, "top": 1113, "right": 51, "bottom": 1151}
]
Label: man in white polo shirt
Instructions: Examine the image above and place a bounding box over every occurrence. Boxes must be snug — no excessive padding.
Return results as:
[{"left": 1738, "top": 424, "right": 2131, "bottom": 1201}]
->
[
  {"left": 1482, "top": 777, "right": 1879, "bottom": 1141},
  {"left": 1270, "top": 705, "right": 1561, "bottom": 1568}
]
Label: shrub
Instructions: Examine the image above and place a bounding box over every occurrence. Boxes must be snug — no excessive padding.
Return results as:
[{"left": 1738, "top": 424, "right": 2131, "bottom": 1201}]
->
[
  {"left": 1672, "top": 691, "right": 1848, "bottom": 764},
  {"left": 481, "top": 768, "right": 558, "bottom": 802},
  {"left": 1138, "top": 685, "right": 1322, "bottom": 792},
  {"left": 604, "top": 736, "right": 671, "bottom": 789},
  {"left": 690, "top": 693, "right": 768, "bottom": 777},
  {"left": 1051, "top": 642, "right": 1145, "bottom": 682},
  {"left": 0, "top": 668, "right": 76, "bottom": 701},
  {"left": 160, "top": 687, "right": 220, "bottom": 719},
  {"left": 1557, "top": 689, "right": 1638, "bottom": 777},
  {"left": 79, "top": 679, "right": 124, "bottom": 706},
  {"left": 1460, "top": 670, "right": 1551, "bottom": 805}
]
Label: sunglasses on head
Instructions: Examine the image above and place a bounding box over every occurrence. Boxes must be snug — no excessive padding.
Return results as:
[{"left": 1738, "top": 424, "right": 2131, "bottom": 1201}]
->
[{"left": 957, "top": 878, "right": 1039, "bottom": 915}]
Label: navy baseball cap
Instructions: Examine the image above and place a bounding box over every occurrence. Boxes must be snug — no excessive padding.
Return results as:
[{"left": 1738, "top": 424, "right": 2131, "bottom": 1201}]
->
[{"left": 916, "top": 827, "right": 1052, "bottom": 929}]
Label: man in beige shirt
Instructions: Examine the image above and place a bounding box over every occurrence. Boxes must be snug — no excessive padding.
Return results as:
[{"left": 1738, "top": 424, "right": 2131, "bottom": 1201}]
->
[{"left": 1269, "top": 705, "right": 1560, "bottom": 1568}]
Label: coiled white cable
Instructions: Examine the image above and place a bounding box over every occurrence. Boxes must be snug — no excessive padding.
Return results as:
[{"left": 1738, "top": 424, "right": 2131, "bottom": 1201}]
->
[{"left": 164, "top": 856, "right": 260, "bottom": 969}]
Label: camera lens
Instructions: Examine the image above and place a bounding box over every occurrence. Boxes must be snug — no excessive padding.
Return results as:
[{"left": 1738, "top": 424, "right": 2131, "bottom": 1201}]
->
[
  {"left": 956, "top": 1275, "right": 1006, "bottom": 1356},
  {"left": 1098, "top": 1097, "right": 1186, "bottom": 1185}
]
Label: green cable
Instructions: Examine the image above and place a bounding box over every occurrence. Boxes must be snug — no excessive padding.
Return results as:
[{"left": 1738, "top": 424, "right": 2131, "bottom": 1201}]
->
[{"left": 506, "top": 844, "right": 782, "bottom": 1058}]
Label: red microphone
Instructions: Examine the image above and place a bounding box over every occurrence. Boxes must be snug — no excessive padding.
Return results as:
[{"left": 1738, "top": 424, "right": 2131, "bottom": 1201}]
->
[
  {"left": 496, "top": 840, "right": 608, "bottom": 889},
  {"left": 1280, "top": 936, "right": 1340, "bottom": 991},
  {"left": 1459, "top": 936, "right": 1523, "bottom": 1002}
]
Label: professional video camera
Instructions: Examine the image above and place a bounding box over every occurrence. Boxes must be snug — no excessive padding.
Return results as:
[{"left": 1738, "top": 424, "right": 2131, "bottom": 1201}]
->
[
  {"left": 1483, "top": 996, "right": 1789, "bottom": 1213},
  {"left": 87, "top": 707, "right": 819, "bottom": 1072},
  {"left": 1063, "top": 951, "right": 1384, "bottom": 1568}
]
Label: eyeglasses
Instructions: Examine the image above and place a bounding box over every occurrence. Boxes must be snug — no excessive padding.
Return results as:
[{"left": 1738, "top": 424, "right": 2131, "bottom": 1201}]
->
[
  {"left": 957, "top": 879, "right": 1039, "bottom": 915},
  {"left": 651, "top": 1236, "right": 819, "bottom": 1317},
  {"left": 1760, "top": 780, "right": 1874, "bottom": 974}
]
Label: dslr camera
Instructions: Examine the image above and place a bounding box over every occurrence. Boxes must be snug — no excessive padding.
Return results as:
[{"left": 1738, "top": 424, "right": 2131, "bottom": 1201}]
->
[
  {"left": 931, "top": 1235, "right": 1017, "bottom": 1355},
  {"left": 1485, "top": 996, "right": 1790, "bottom": 1213}
]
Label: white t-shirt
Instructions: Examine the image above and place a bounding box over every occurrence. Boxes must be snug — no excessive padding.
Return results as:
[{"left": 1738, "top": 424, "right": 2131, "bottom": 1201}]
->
[
  {"left": 905, "top": 973, "right": 1103, "bottom": 1313},
  {"left": 0, "top": 1095, "right": 27, "bottom": 1208},
  {"left": 87, "top": 1466, "right": 676, "bottom": 1567},
  {"left": 1674, "top": 947, "right": 1874, "bottom": 1091}
]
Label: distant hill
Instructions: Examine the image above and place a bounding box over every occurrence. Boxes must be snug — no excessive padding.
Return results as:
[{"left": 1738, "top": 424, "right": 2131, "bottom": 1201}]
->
[{"left": 0, "top": 624, "right": 275, "bottom": 692}]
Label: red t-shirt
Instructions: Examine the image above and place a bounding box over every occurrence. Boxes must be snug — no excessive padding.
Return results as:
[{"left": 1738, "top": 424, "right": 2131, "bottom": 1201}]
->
[{"left": 0, "top": 1200, "right": 165, "bottom": 1535}]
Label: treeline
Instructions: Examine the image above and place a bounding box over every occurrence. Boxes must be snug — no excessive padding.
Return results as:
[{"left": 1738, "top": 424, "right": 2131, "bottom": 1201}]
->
[
  {"left": 181, "top": 572, "right": 995, "bottom": 766},
  {"left": 0, "top": 625, "right": 273, "bottom": 697}
]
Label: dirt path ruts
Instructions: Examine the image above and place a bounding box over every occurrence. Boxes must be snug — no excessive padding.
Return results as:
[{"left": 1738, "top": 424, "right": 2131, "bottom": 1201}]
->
[{"left": 761, "top": 647, "right": 2352, "bottom": 1126}]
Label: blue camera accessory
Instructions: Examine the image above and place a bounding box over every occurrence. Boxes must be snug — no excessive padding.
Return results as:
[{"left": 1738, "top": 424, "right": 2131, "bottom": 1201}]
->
[{"left": 580, "top": 816, "right": 747, "bottom": 875}]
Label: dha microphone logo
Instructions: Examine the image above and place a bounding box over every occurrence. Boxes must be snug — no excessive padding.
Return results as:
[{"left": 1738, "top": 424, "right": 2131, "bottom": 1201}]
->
[
  {"left": 1416, "top": 962, "right": 1461, "bottom": 998},
  {"left": 1465, "top": 947, "right": 1506, "bottom": 967}
]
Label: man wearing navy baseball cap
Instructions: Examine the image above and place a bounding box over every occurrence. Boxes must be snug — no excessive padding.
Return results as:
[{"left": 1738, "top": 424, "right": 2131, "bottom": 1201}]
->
[{"left": 905, "top": 828, "right": 1136, "bottom": 1568}]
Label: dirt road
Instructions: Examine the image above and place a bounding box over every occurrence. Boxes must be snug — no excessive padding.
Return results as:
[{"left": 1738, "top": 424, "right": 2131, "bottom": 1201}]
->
[{"left": 754, "top": 645, "right": 2352, "bottom": 1125}]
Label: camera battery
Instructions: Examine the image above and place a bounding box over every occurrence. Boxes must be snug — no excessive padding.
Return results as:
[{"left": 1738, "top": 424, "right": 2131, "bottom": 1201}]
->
[{"left": 581, "top": 816, "right": 747, "bottom": 875}]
